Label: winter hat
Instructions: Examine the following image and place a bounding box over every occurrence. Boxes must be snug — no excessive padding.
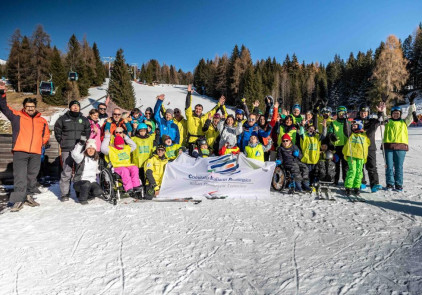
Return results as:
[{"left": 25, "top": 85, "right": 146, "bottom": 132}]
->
[
  {"left": 114, "top": 135, "right": 125, "bottom": 150},
  {"left": 165, "top": 109, "right": 174, "bottom": 116},
  {"left": 281, "top": 133, "right": 291, "bottom": 141},
  {"left": 162, "top": 134, "right": 172, "bottom": 142},
  {"left": 292, "top": 104, "right": 301, "bottom": 111},
  {"left": 156, "top": 144, "right": 166, "bottom": 151},
  {"left": 352, "top": 120, "right": 363, "bottom": 131},
  {"left": 250, "top": 131, "right": 259, "bottom": 140},
  {"left": 85, "top": 139, "right": 97, "bottom": 151},
  {"left": 69, "top": 100, "right": 80, "bottom": 109},
  {"left": 213, "top": 113, "right": 221, "bottom": 119}
]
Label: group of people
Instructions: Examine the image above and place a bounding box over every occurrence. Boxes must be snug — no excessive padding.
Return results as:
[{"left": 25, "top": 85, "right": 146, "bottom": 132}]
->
[{"left": 0, "top": 80, "right": 418, "bottom": 212}]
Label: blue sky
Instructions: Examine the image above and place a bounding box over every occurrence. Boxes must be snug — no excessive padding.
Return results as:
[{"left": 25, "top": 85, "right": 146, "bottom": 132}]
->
[{"left": 1, "top": 0, "right": 421, "bottom": 71}]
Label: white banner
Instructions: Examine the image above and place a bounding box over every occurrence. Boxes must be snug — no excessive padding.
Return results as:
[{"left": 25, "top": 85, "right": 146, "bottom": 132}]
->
[{"left": 159, "top": 153, "right": 276, "bottom": 199}]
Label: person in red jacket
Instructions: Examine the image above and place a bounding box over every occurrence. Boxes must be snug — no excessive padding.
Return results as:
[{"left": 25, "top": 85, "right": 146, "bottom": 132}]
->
[{"left": 0, "top": 82, "right": 50, "bottom": 212}]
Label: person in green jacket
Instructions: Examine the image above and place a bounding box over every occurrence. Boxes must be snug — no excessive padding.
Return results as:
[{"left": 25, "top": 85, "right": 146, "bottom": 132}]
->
[{"left": 327, "top": 106, "right": 349, "bottom": 185}]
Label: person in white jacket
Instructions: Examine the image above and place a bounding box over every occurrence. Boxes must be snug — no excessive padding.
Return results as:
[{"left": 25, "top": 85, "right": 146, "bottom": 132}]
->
[
  {"left": 71, "top": 138, "right": 103, "bottom": 205},
  {"left": 217, "top": 114, "right": 243, "bottom": 150}
]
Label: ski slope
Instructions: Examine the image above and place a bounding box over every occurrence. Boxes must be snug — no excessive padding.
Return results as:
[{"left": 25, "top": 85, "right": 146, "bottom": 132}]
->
[
  {"left": 49, "top": 80, "right": 232, "bottom": 127},
  {"left": 0, "top": 129, "right": 421, "bottom": 294}
]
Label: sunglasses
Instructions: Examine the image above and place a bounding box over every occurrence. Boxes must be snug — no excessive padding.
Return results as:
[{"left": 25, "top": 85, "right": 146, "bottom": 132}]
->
[
  {"left": 99, "top": 108, "right": 106, "bottom": 111},
  {"left": 282, "top": 140, "right": 290, "bottom": 142},
  {"left": 145, "top": 112, "right": 151, "bottom": 115},
  {"left": 174, "top": 111, "right": 180, "bottom": 114},
  {"left": 248, "top": 118, "right": 256, "bottom": 122},
  {"left": 113, "top": 113, "right": 121, "bottom": 116},
  {"left": 115, "top": 131, "right": 123, "bottom": 134}
]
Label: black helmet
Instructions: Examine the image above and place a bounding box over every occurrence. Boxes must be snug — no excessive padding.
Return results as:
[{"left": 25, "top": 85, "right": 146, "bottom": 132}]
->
[
  {"left": 325, "top": 151, "right": 334, "bottom": 161},
  {"left": 196, "top": 137, "right": 207, "bottom": 147},
  {"left": 359, "top": 104, "right": 370, "bottom": 113}
]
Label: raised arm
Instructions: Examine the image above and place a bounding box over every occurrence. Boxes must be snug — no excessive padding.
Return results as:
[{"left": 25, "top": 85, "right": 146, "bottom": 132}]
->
[
  {"left": 101, "top": 133, "right": 111, "bottom": 155},
  {"left": 154, "top": 95, "right": 165, "bottom": 123},
  {"left": 71, "top": 142, "right": 85, "bottom": 164},
  {"left": 124, "top": 134, "right": 137, "bottom": 152}
]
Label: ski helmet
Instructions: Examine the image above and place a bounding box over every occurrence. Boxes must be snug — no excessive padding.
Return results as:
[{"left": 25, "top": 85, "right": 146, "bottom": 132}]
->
[
  {"left": 235, "top": 109, "right": 244, "bottom": 115},
  {"left": 137, "top": 123, "right": 148, "bottom": 130},
  {"left": 359, "top": 104, "right": 370, "bottom": 113},
  {"left": 196, "top": 137, "right": 207, "bottom": 147},
  {"left": 336, "top": 106, "right": 347, "bottom": 113},
  {"left": 325, "top": 151, "right": 334, "bottom": 161},
  {"left": 391, "top": 106, "right": 402, "bottom": 115},
  {"left": 352, "top": 120, "right": 363, "bottom": 131},
  {"left": 321, "top": 106, "right": 332, "bottom": 114}
]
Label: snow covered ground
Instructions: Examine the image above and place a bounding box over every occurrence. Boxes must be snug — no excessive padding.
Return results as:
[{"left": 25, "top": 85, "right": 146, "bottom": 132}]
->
[{"left": 0, "top": 129, "right": 421, "bottom": 294}]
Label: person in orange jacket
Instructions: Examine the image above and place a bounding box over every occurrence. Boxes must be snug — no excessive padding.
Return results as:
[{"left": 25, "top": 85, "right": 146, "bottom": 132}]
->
[{"left": 0, "top": 82, "right": 50, "bottom": 212}]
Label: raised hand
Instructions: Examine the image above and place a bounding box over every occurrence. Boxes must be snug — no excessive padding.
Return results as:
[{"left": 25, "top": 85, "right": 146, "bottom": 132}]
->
[
  {"left": 274, "top": 100, "right": 279, "bottom": 110},
  {"left": 252, "top": 100, "right": 260, "bottom": 108},
  {"left": 208, "top": 113, "right": 212, "bottom": 120},
  {"left": 157, "top": 94, "right": 165, "bottom": 101},
  {"left": 376, "top": 102, "right": 386, "bottom": 112},
  {"left": 219, "top": 95, "right": 226, "bottom": 105},
  {"left": 188, "top": 84, "right": 192, "bottom": 93}
]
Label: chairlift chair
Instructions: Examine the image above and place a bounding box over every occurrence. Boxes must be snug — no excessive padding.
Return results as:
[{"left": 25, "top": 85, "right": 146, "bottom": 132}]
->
[{"left": 68, "top": 71, "right": 78, "bottom": 81}]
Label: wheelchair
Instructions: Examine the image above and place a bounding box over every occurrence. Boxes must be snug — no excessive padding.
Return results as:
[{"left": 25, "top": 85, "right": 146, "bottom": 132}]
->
[
  {"left": 271, "top": 165, "right": 295, "bottom": 194},
  {"left": 98, "top": 160, "right": 124, "bottom": 205}
]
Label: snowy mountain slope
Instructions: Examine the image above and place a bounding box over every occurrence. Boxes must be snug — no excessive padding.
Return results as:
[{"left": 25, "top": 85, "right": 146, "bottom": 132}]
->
[
  {"left": 48, "top": 80, "right": 232, "bottom": 127},
  {"left": 0, "top": 59, "right": 6, "bottom": 65},
  {"left": 0, "top": 130, "right": 421, "bottom": 294}
]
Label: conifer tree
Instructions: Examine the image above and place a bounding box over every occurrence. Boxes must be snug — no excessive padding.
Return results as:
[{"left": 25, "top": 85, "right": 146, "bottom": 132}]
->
[
  {"left": 6, "top": 29, "right": 23, "bottom": 92},
  {"left": 31, "top": 25, "right": 51, "bottom": 97},
  {"left": 108, "top": 48, "right": 135, "bottom": 110},
  {"left": 92, "top": 42, "right": 106, "bottom": 85},
  {"left": 44, "top": 46, "right": 67, "bottom": 105},
  {"left": 20, "top": 36, "right": 34, "bottom": 92}
]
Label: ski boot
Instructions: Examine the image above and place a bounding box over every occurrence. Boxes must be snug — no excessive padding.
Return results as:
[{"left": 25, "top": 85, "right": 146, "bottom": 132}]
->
[
  {"left": 360, "top": 183, "right": 367, "bottom": 190},
  {"left": 61, "top": 195, "right": 70, "bottom": 202},
  {"left": 371, "top": 184, "right": 383, "bottom": 193},
  {"left": 394, "top": 185, "right": 403, "bottom": 192},
  {"left": 386, "top": 184, "right": 394, "bottom": 191},
  {"left": 345, "top": 188, "right": 352, "bottom": 196}
]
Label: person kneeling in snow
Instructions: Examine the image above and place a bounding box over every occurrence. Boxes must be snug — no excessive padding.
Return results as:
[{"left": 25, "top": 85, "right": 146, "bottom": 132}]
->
[
  {"left": 71, "top": 138, "right": 104, "bottom": 205},
  {"left": 314, "top": 137, "right": 338, "bottom": 183},
  {"left": 276, "top": 133, "right": 312, "bottom": 192},
  {"left": 101, "top": 130, "right": 142, "bottom": 195},
  {"left": 343, "top": 120, "right": 370, "bottom": 197},
  {"left": 144, "top": 145, "right": 168, "bottom": 199}
]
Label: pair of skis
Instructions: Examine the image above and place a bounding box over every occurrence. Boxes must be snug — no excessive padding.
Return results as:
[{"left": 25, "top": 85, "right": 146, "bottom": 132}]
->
[{"left": 132, "top": 197, "right": 202, "bottom": 205}]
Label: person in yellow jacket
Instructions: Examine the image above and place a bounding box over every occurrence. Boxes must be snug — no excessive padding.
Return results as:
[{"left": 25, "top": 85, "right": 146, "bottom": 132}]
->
[
  {"left": 185, "top": 84, "right": 224, "bottom": 150},
  {"left": 131, "top": 123, "right": 157, "bottom": 184},
  {"left": 101, "top": 131, "right": 142, "bottom": 194},
  {"left": 342, "top": 120, "right": 370, "bottom": 197},
  {"left": 383, "top": 101, "right": 416, "bottom": 192},
  {"left": 277, "top": 115, "right": 299, "bottom": 146},
  {"left": 244, "top": 132, "right": 270, "bottom": 162},
  {"left": 202, "top": 112, "right": 222, "bottom": 154},
  {"left": 173, "top": 108, "right": 188, "bottom": 146},
  {"left": 144, "top": 145, "right": 168, "bottom": 199},
  {"left": 162, "top": 135, "right": 181, "bottom": 161},
  {"left": 299, "top": 121, "right": 326, "bottom": 184}
]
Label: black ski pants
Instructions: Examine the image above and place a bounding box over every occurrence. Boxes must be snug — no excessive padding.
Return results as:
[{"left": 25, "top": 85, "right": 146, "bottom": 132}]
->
[
  {"left": 74, "top": 181, "right": 103, "bottom": 202},
  {"left": 362, "top": 149, "right": 379, "bottom": 188},
  {"left": 10, "top": 152, "right": 41, "bottom": 203},
  {"left": 334, "top": 145, "right": 348, "bottom": 184}
]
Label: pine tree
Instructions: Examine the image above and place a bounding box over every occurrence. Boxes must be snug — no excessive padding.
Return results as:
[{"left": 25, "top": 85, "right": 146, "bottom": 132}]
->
[
  {"left": 6, "top": 29, "right": 23, "bottom": 92},
  {"left": 108, "top": 48, "right": 135, "bottom": 110},
  {"left": 372, "top": 35, "right": 409, "bottom": 102},
  {"left": 44, "top": 46, "right": 67, "bottom": 105},
  {"left": 214, "top": 54, "right": 229, "bottom": 97},
  {"left": 92, "top": 42, "right": 106, "bottom": 85},
  {"left": 31, "top": 25, "right": 51, "bottom": 97},
  {"left": 169, "top": 65, "right": 179, "bottom": 84}
]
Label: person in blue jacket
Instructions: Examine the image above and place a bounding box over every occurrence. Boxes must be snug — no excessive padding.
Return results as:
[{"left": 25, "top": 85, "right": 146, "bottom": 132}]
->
[
  {"left": 154, "top": 94, "right": 180, "bottom": 144},
  {"left": 237, "top": 113, "right": 271, "bottom": 152}
]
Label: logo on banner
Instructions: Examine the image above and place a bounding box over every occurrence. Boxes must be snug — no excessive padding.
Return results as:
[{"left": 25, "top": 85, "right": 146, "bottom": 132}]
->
[{"left": 207, "top": 154, "right": 240, "bottom": 175}]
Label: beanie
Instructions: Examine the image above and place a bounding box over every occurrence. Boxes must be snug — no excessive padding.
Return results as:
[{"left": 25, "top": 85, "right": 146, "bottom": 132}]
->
[
  {"left": 85, "top": 139, "right": 97, "bottom": 151},
  {"left": 165, "top": 109, "right": 174, "bottom": 116},
  {"left": 69, "top": 100, "right": 80, "bottom": 109},
  {"left": 281, "top": 133, "right": 291, "bottom": 141},
  {"left": 114, "top": 135, "right": 125, "bottom": 150}
]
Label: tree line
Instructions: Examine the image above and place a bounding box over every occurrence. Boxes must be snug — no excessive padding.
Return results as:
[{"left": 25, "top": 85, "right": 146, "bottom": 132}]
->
[
  {"left": 6, "top": 25, "right": 106, "bottom": 105},
  {"left": 137, "top": 59, "right": 193, "bottom": 85},
  {"left": 193, "top": 23, "right": 422, "bottom": 111}
]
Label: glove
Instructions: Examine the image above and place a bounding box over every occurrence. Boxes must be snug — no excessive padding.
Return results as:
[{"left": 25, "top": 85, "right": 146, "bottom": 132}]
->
[
  {"left": 154, "top": 185, "right": 160, "bottom": 191},
  {"left": 79, "top": 135, "right": 87, "bottom": 145},
  {"left": 275, "top": 159, "right": 282, "bottom": 166},
  {"left": 333, "top": 154, "right": 340, "bottom": 163},
  {"left": 409, "top": 92, "right": 417, "bottom": 105},
  {"left": 329, "top": 133, "right": 338, "bottom": 143},
  {"left": 293, "top": 150, "right": 300, "bottom": 158}
]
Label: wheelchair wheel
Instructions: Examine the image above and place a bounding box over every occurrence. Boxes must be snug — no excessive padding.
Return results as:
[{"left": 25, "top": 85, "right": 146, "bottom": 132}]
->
[
  {"left": 100, "top": 168, "right": 115, "bottom": 202},
  {"left": 272, "top": 166, "right": 286, "bottom": 191}
]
